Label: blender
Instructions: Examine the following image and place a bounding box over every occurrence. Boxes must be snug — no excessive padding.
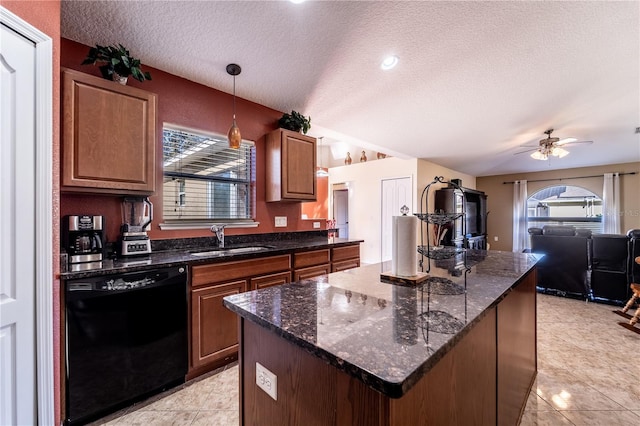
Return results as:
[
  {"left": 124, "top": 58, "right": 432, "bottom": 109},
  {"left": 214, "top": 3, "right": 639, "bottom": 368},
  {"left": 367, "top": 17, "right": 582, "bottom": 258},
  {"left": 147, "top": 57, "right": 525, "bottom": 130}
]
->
[{"left": 120, "top": 197, "right": 153, "bottom": 256}]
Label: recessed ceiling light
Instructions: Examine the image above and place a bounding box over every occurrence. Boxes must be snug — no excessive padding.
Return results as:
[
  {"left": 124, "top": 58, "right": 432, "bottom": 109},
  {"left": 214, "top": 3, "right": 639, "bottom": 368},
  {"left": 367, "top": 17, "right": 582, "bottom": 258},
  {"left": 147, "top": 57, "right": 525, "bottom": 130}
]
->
[
  {"left": 290, "top": 0, "right": 305, "bottom": 3},
  {"left": 381, "top": 55, "right": 399, "bottom": 70}
]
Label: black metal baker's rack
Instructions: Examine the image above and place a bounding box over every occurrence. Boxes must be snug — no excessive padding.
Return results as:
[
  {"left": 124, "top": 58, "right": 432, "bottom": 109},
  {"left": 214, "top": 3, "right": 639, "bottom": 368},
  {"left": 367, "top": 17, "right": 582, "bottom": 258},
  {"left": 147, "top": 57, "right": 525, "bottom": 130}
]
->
[{"left": 415, "top": 176, "right": 466, "bottom": 272}]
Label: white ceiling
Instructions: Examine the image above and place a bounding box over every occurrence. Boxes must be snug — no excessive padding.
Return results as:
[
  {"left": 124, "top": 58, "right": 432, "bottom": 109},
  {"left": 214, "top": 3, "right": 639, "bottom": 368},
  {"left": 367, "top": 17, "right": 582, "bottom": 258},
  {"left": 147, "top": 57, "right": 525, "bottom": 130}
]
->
[{"left": 60, "top": 0, "right": 640, "bottom": 177}]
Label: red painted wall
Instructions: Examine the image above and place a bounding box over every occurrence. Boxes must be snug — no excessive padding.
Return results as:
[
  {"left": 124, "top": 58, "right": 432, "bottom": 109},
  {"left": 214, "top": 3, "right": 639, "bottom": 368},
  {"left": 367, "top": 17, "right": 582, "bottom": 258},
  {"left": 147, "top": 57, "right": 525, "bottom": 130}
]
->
[
  {"left": 301, "top": 172, "right": 329, "bottom": 220},
  {"left": 2, "top": 1, "right": 62, "bottom": 423},
  {"left": 60, "top": 38, "right": 316, "bottom": 243}
]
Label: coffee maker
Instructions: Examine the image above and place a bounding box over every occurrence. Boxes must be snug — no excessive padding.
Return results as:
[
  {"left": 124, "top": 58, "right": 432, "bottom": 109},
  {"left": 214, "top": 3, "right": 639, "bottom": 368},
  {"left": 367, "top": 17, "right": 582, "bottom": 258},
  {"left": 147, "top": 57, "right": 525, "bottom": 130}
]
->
[
  {"left": 63, "top": 215, "right": 106, "bottom": 265},
  {"left": 120, "top": 197, "right": 153, "bottom": 256}
]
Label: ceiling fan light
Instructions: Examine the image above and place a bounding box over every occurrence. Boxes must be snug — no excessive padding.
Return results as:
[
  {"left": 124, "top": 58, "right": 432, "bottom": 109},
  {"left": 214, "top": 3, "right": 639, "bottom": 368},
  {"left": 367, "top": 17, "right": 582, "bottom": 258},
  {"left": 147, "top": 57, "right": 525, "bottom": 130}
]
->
[
  {"left": 531, "top": 150, "right": 547, "bottom": 160},
  {"left": 552, "top": 147, "right": 569, "bottom": 158}
]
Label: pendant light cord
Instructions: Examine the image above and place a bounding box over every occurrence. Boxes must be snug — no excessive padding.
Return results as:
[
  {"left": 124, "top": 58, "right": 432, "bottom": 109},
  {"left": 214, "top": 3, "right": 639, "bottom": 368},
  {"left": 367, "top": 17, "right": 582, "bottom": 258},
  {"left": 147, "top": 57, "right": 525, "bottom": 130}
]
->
[{"left": 232, "top": 74, "right": 237, "bottom": 121}]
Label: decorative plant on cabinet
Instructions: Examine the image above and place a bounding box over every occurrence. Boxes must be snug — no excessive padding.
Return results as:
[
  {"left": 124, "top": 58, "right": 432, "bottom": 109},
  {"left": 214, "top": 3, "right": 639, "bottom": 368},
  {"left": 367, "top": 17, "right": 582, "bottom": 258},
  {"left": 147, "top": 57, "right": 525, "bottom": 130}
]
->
[{"left": 82, "top": 43, "right": 152, "bottom": 84}]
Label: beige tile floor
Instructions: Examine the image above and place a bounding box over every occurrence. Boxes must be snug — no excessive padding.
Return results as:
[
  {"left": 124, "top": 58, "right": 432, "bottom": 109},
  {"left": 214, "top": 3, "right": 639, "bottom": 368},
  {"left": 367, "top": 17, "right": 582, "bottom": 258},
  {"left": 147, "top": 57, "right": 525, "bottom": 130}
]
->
[
  {"left": 92, "top": 293, "right": 640, "bottom": 425},
  {"left": 521, "top": 294, "right": 640, "bottom": 425}
]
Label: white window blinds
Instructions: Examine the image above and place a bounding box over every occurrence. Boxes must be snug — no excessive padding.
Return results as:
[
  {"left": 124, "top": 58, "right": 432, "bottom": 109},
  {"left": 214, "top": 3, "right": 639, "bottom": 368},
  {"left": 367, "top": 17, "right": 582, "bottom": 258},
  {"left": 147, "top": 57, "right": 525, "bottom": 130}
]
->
[{"left": 162, "top": 125, "right": 255, "bottom": 222}]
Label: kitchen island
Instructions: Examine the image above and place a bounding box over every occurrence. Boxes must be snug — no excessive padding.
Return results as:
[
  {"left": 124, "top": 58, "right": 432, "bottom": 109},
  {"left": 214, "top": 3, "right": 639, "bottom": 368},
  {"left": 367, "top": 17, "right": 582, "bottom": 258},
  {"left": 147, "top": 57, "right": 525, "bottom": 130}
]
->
[{"left": 223, "top": 250, "right": 541, "bottom": 425}]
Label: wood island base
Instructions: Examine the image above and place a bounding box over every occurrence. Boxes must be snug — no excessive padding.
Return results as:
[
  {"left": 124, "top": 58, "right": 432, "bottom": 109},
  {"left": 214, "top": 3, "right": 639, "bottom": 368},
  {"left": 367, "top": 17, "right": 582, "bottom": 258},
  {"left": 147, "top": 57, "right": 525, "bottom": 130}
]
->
[{"left": 237, "top": 270, "right": 537, "bottom": 426}]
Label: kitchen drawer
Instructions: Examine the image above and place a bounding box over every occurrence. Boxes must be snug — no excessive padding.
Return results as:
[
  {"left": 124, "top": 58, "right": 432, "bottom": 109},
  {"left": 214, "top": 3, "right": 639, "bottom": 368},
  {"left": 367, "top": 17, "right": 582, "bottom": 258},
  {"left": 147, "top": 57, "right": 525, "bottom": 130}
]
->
[
  {"left": 191, "top": 254, "right": 291, "bottom": 287},
  {"left": 331, "top": 259, "right": 360, "bottom": 272},
  {"left": 331, "top": 245, "right": 360, "bottom": 262},
  {"left": 251, "top": 271, "right": 291, "bottom": 291},
  {"left": 294, "top": 249, "right": 330, "bottom": 269},
  {"left": 293, "top": 264, "right": 331, "bottom": 281}
]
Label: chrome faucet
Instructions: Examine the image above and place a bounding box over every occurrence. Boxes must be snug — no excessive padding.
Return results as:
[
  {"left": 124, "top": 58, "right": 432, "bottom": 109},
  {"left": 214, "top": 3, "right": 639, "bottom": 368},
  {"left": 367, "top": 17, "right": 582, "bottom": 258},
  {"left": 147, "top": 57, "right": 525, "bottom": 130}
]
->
[{"left": 210, "top": 224, "right": 226, "bottom": 248}]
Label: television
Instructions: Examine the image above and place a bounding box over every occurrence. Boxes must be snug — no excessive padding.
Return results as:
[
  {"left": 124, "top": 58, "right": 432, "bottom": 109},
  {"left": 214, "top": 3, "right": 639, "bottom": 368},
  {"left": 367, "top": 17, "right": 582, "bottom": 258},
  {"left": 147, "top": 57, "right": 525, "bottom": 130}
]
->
[{"left": 465, "top": 201, "right": 478, "bottom": 235}]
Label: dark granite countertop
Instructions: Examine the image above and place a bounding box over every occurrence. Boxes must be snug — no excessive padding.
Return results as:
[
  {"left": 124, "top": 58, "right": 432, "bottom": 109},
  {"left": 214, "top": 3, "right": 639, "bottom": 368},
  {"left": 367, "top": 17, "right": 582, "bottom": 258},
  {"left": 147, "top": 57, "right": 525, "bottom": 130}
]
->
[
  {"left": 60, "top": 232, "right": 362, "bottom": 280},
  {"left": 223, "top": 250, "right": 542, "bottom": 398}
]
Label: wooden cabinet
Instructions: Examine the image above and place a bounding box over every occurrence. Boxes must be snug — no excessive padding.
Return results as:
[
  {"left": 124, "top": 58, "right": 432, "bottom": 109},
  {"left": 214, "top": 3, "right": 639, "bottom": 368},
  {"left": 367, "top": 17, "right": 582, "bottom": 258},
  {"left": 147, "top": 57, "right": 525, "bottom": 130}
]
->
[
  {"left": 191, "top": 280, "right": 246, "bottom": 369},
  {"left": 294, "top": 249, "right": 330, "bottom": 268},
  {"left": 294, "top": 264, "right": 331, "bottom": 280},
  {"left": 251, "top": 271, "right": 291, "bottom": 290},
  {"left": 238, "top": 267, "right": 536, "bottom": 426},
  {"left": 435, "top": 185, "right": 487, "bottom": 247},
  {"left": 61, "top": 68, "right": 157, "bottom": 194},
  {"left": 188, "top": 245, "right": 358, "bottom": 378},
  {"left": 497, "top": 270, "right": 536, "bottom": 425},
  {"left": 331, "top": 244, "right": 360, "bottom": 272},
  {"left": 293, "top": 249, "right": 330, "bottom": 280},
  {"left": 192, "top": 255, "right": 291, "bottom": 287},
  {"left": 190, "top": 254, "right": 291, "bottom": 375},
  {"left": 266, "top": 128, "right": 316, "bottom": 202}
]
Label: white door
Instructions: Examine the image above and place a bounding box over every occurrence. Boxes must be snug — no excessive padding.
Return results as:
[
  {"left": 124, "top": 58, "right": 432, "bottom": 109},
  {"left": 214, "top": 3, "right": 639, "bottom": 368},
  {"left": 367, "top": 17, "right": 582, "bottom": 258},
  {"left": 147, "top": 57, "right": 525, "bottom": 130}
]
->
[
  {"left": 381, "top": 177, "right": 412, "bottom": 261},
  {"left": 333, "top": 189, "right": 349, "bottom": 239},
  {"left": 0, "top": 21, "right": 37, "bottom": 425}
]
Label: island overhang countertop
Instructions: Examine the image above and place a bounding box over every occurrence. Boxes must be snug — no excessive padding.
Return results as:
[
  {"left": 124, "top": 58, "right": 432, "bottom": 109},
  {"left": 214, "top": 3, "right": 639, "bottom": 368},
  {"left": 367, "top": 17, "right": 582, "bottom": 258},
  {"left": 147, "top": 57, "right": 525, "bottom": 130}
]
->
[{"left": 223, "top": 250, "right": 542, "bottom": 398}]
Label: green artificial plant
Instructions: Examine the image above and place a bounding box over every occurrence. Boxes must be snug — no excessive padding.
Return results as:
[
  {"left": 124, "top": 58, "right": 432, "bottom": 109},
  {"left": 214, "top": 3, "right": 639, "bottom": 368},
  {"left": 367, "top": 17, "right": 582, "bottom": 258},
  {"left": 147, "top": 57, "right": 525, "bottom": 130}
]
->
[
  {"left": 82, "top": 43, "right": 152, "bottom": 82},
  {"left": 278, "top": 110, "right": 311, "bottom": 134}
]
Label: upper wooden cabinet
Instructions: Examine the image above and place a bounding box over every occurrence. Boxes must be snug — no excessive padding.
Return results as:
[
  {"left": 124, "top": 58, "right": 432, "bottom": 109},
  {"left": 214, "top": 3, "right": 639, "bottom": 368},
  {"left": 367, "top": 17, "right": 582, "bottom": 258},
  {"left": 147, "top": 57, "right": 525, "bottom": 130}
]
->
[
  {"left": 265, "top": 128, "right": 316, "bottom": 202},
  {"left": 61, "top": 68, "right": 157, "bottom": 194}
]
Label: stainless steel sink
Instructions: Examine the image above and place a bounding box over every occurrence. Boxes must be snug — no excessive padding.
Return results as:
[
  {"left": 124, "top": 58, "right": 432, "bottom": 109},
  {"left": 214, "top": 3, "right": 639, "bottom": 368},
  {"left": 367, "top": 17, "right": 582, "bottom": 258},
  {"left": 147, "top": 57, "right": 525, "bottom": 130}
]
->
[
  {"left": 224, "top": 246, "right": 272, "bottom": 254},
  {"left": 190, "top": 246, "right": 272, "bottom": 257},
  {"left": 190, "top": 250, "right": 225, "bottom": 257}
]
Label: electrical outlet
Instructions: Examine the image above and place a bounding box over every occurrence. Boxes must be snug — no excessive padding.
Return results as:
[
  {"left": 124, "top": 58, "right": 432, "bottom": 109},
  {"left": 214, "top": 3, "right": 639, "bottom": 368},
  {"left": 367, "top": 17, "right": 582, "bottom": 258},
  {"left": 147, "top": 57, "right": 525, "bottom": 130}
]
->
[
  {"left": 494, "top": 236, "right": 499, "bottom": 242},
  {"left": 313, "top": 222, "right": 320, "bottom": 229},
  {"left": 275, "top": 216, "right": 287, "bottom": 227},
  {"left": 256, "top": 362, "right": 277, "bottom": 400}
]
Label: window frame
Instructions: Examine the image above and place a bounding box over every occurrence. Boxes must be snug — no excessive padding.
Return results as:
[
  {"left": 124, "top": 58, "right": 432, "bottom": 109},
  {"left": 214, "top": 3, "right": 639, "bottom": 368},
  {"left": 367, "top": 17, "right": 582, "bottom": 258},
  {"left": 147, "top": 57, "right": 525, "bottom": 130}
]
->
[
  {"left": 526, "top": 185, "right": 603, "bottom": 235},
  {"left": 159, "top": 124, "right": 258, "bottom": 230}
]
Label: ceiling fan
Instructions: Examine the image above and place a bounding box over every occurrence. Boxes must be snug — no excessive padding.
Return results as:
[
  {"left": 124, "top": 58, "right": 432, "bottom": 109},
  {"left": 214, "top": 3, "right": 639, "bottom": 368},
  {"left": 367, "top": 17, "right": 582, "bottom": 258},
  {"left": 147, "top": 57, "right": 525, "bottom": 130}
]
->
[{"left": 515, "top": 129, "right": 593, "bottom": 161}]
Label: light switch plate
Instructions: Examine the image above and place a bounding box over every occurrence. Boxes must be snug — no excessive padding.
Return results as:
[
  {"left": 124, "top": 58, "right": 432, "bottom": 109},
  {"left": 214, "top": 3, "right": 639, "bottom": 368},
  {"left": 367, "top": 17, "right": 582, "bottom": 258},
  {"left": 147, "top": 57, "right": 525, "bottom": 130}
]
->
[
  {"left": 275, "top": 216, "right": 287, "bottom": 227},
  {"left": 256, "top": 362, "right": 277, "bottom": 400},
  {"left": 313, "top": 222, "right": 321, "bottom": 229}
]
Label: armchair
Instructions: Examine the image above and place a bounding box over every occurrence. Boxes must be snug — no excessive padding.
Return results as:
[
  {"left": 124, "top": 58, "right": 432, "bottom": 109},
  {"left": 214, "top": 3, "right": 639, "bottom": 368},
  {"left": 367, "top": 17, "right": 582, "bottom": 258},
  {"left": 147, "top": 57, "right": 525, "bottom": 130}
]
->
[
  {"left": 528, "top": 225, "right": 591, "bottom": 298},
  {"left": 628, "top": 229, "right": 640, "bottom": 284},
  {"left": 590, "top": 233, "right": 630, "bottom": 303}
]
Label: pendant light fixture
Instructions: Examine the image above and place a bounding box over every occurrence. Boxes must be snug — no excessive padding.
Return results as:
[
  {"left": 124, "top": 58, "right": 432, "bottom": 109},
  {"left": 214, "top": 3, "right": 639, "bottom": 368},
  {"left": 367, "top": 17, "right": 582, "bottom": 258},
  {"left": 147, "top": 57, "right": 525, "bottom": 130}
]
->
[
  {"left": 316, "top": 136, "right": 329, "bottom": 177},
  {"left": 226, "top": 63, "right": 242, "bottom": 149}
]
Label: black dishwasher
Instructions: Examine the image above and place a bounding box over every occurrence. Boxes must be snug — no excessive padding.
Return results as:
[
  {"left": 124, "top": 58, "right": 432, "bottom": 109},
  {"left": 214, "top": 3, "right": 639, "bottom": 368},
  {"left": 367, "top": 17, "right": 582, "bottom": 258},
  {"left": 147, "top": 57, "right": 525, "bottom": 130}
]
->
[{"left": 65, "top": 265, "right": 188, "bottom": 425}]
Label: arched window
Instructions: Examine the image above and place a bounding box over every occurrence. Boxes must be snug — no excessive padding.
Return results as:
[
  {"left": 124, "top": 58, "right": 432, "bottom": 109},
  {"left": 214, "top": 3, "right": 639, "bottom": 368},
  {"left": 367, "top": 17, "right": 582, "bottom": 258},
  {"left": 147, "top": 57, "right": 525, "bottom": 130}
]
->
[{"left": 527, "top": 185, "right": 603, "bottom": 234}]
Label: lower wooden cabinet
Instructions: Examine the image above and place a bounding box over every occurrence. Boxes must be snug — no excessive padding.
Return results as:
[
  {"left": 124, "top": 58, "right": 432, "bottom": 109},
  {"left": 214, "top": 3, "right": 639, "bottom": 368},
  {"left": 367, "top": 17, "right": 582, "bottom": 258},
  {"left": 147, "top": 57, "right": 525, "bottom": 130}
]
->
[
  {"left": 293, "top": 249, "right": 330, "bottom": 280},
  {"left": 189, "top": 255, "right": 291, "bottom": 376},
  {"left": 191, "top": 280, "right": 246, "bottom": 369},
  {"left": 331, "top": 245, "right": 360, "bottom": 272},
  {"left": 332, "top": 259, "right": 360, "bottom": 272},
  {"left": 188, "top": 243, "right": 360, "bottom": 378},
  {"left": 294, "top": 264, "right": 331, "bottom": 280},
  {"left": 251, "top": 271, "right": 291, "bottom": 290}
]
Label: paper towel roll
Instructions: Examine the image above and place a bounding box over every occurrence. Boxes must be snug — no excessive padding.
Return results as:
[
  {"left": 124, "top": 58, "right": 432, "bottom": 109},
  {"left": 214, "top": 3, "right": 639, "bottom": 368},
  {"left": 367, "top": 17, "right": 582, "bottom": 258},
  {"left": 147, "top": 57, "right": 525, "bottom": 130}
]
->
[{"left": 391, "top": 215, "right": 418, "bottom": 277}]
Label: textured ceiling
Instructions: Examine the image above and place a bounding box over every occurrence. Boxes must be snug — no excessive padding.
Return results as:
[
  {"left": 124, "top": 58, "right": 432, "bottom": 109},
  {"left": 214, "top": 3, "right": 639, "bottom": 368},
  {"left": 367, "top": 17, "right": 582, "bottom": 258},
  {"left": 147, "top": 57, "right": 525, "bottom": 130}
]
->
[{"left": 61, "top": 0, "right": 640, "bottom": 177}]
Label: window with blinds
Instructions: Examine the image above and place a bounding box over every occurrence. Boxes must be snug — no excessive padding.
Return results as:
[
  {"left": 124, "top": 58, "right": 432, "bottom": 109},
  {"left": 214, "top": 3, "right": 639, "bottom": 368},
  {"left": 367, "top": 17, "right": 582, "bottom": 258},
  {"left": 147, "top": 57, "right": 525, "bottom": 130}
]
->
[{"left": 162, "top": 125, "right": 255, "bottom": 223}]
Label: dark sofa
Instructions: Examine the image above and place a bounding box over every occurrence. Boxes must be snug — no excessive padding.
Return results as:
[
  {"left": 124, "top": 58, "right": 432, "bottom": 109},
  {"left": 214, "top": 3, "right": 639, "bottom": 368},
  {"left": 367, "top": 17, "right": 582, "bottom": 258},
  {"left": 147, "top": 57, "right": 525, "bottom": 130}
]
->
[
  {"left": 528, "top": 226, "right": 640, "bottom": 304},
  {"left": 528, "top": 226, "right": 592, "bottom": 298}
]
